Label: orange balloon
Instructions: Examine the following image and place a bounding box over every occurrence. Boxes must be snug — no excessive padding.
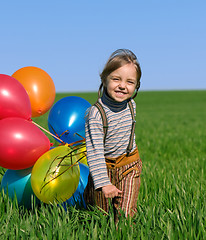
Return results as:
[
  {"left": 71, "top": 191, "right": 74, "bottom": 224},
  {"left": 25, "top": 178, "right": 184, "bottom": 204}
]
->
[{"left": 12, "top": 66, "right": 55, "bottom": 117}]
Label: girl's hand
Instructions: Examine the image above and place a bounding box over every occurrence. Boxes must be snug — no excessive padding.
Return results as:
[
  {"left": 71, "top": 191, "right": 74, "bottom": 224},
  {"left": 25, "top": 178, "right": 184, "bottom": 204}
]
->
[{"left": 102, "top": 184, "right": 122, "bottom": 198}]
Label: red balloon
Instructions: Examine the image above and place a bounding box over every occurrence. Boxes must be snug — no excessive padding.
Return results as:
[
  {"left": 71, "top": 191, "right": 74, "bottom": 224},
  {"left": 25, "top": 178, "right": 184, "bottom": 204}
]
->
[
  {"left": 0, "top": 74, "right": 32, "bottom": 120},
  {"left": 0, "top": 118, "right": 50, "bottom": 170}
]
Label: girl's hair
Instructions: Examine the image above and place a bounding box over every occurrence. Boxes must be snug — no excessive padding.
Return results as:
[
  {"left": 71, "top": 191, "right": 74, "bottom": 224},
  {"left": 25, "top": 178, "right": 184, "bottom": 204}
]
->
[{"left": 98, "top": 49, "right": 142, "bottom": 98}]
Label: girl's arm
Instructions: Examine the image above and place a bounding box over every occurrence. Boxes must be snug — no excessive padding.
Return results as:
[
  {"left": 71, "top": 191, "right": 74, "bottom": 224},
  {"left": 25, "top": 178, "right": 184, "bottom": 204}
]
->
[{"left": 85, "top": 107, "right": 112, "bottom": 190}]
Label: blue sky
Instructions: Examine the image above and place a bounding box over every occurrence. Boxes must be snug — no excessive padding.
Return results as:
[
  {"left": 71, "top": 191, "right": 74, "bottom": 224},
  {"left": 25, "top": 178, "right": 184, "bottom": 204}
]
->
[{"left": 0, "top": 0, "right": 205, "bottom": 93}]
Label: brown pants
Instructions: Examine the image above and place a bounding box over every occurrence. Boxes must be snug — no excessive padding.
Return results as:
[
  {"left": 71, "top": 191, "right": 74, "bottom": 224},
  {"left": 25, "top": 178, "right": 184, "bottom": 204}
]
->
[{"left": 84, "top": 150, "right": 142, "bottom": 221}]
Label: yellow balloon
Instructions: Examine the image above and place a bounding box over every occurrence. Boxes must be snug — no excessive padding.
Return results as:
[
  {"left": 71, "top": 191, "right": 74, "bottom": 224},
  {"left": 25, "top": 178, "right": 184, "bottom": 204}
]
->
[
  {"left": 31, "top": 145, "right": 80, "bottom": 204},
  {"left": 73, "top": 144, "right": 88, "bottom": 166}
]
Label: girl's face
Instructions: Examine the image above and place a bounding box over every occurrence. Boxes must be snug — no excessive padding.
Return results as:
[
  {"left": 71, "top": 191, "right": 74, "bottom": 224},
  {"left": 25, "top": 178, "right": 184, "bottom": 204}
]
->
[{"left": 105, "top": 63, "right": 137, "bottom": 102}]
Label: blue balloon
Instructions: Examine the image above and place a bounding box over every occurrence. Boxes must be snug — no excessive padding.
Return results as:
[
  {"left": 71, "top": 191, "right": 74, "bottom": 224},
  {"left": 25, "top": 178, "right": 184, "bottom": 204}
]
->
[
  {"left": 1, "top": 167, "right": 40, "bottom": 208},
  {"left": 63, "top": 163, "right": 89, "bottom": 208},
  {"left": 48, "top": 96, "right": 91, "bottom": 144}
]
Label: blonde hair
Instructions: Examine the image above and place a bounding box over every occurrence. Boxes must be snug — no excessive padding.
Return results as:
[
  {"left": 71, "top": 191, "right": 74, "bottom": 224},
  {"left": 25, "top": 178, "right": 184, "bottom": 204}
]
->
[{"left": 98, "top": 49, "right": 141, "bottom": 98}]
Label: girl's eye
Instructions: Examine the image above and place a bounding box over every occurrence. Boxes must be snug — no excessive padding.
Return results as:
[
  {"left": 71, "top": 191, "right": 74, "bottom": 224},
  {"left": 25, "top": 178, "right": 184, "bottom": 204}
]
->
[
  {"left": 112, "top": 77, "right": 120, "bottom": 81},
  {"left": 128, "top": 80, "right": 135, "bottom": 85}
]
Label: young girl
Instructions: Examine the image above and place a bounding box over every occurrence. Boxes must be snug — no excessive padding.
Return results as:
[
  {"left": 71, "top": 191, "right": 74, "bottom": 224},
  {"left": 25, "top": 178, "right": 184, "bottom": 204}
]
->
[{"left": 84, "top": 49, "right": 142, "bottom": 221}]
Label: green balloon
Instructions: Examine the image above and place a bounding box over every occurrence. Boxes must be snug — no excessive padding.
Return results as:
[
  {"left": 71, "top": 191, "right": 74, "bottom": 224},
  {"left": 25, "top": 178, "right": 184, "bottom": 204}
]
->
[{"left": 31, "top": 145, "right": 80, "bottom": 204}]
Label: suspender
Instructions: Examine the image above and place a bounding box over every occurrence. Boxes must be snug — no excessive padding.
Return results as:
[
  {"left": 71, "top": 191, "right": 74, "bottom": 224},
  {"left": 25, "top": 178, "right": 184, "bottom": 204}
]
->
[
  {"left": 93, "top": 100, "right": 136, "bottom": 156},
  {"left": 127, "top": 101, "right": 136, "bottom": 155},
  {"left": 93, "top": 101, "right": 108, "bottom": 144}
]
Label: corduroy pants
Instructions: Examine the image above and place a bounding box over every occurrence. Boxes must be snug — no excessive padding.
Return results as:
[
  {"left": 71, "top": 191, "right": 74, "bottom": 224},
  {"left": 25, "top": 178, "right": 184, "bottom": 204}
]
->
[{"left": 84, "top": 154, "right": 142, "bottom": 222}]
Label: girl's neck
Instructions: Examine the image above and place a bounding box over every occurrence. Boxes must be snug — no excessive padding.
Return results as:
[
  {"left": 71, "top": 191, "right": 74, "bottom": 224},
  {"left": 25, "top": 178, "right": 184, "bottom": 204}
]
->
[{"left": 101, "top": 89, "right": 128, "bottom": 112}]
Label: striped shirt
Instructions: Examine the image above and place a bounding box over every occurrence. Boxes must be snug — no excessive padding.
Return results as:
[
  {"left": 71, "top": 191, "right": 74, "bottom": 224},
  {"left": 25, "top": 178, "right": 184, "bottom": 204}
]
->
[{"left": 85, "top": 91, "right": 137, "bottom": 189}]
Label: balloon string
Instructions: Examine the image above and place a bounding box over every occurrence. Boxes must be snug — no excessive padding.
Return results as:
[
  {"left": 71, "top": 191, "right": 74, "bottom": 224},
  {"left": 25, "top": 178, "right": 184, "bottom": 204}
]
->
[
  {"left": 31, "top": 120, "right": 65, "bottom": 144},
  {"left": 67, "top": 139, "right": 85, "bottom": 147},
  {"left": 40, "top": 151, "right": 82, "bottom": 192}
]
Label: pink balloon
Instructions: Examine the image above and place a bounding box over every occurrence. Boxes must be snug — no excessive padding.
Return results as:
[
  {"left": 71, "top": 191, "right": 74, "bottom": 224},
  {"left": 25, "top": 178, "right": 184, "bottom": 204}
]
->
[
  {"left": 0, "top": 118, "right": 50, "bottom": 170},
  {"left": 0, "top": 74, "right": 31, "bottom": 120}
]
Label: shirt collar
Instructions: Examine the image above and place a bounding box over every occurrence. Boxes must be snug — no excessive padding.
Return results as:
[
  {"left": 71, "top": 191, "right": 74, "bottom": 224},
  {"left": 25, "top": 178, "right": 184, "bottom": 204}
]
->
[{"left": 100, "top": 89, "right": 128, "bottom": 112}]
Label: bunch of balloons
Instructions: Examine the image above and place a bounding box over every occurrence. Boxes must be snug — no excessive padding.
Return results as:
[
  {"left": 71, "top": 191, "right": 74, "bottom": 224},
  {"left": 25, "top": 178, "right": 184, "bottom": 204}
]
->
[{"left": 0, "top": 67, "right": 91, "bottom": 209}]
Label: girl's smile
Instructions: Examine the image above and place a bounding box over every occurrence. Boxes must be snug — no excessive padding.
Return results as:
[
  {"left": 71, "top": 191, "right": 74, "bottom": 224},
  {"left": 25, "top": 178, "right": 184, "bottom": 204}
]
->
[{"left": 105, "top": 63, "right": 137, "bottom": 102}]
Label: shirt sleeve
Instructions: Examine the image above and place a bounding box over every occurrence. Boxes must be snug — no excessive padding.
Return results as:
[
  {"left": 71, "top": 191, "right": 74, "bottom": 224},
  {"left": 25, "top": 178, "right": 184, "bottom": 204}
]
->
[{"left": 85, "top": 106, "right": 112, "bottom": 190}]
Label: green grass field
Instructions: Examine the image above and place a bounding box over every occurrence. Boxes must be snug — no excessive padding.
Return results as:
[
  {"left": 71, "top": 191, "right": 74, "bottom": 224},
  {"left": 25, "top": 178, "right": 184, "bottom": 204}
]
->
[{"left": 0, "top": 90, "right": 205, "bottom": 239}]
